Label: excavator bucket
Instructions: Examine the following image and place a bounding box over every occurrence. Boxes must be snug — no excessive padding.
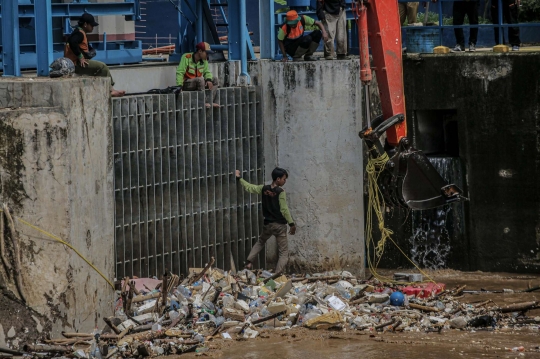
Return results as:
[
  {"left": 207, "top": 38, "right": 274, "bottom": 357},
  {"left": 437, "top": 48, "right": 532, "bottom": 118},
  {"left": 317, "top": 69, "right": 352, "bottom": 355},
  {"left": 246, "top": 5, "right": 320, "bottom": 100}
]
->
[
  {"left": 361, "top": 125, "right": 466, "bottom": 211},
  {"left": 400, "top": 150, "right": 464, "bottom": 210}
]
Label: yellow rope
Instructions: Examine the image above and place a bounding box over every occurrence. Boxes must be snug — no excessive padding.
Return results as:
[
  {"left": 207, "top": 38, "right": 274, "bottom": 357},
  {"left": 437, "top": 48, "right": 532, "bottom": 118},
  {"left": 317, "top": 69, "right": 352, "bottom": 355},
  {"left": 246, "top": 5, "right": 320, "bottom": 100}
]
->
[
  {"left": 365, "top": 149, "right": 439, "bottom": 286},
  {"left": 0, "top": 208, "right": 115, "bottom": 290}
]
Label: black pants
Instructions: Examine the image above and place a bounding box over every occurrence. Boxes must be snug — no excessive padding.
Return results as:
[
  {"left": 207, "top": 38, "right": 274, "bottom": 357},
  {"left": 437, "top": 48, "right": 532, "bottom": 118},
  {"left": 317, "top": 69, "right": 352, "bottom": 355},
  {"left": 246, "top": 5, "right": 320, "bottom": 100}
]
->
[
  {"left": 491, "top": 0, "right": 520, "bottom": 46},
  {"left": 284, "top": 30, "right": 322, "bottom": 57},
  {"left": 453, "top": 1, "right": 479, "bottom": 47}
]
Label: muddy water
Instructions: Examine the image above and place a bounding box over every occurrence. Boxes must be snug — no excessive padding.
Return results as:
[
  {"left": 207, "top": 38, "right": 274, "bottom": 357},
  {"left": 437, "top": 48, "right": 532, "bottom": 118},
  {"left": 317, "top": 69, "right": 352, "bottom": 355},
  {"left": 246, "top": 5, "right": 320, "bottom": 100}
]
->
[
  {"left": 180, "top": 270, "right": 540, "bottom": 359},
  {"left": 213, "top": 330, "right": 540, "bottom": 359}
]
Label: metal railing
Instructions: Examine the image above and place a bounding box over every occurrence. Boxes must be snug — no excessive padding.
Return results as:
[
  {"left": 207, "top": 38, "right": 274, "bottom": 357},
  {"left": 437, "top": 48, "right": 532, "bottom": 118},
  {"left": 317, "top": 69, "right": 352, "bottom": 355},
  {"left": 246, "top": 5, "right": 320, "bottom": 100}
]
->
[
  {"left": 399, "top": 0, "right": 540, "bottom": 47},
  {"left": 259, "top": 0, "right": 539, "bottom": 59}
]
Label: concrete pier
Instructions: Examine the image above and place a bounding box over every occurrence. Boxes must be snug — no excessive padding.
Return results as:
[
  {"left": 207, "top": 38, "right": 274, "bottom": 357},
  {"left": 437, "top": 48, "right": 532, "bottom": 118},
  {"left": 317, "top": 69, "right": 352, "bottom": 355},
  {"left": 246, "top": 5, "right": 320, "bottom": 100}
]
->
[{"left": 0, "top": 77, "right": 114, "bottom": 337}]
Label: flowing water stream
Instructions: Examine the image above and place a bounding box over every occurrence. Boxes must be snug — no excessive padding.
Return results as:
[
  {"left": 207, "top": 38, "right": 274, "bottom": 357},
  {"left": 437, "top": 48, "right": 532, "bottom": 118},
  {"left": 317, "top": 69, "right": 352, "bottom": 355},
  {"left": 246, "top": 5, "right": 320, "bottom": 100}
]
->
[{"left": 409, "top": 157, "right": 465, "bottom": 269}]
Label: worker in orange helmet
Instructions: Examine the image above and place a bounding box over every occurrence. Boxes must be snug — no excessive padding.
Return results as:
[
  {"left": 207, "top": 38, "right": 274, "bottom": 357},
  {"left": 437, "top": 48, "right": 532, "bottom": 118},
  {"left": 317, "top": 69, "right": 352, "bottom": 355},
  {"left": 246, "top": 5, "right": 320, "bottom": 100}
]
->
[{"left": 277, "top": 10, "right": 329, "bottom": 62}]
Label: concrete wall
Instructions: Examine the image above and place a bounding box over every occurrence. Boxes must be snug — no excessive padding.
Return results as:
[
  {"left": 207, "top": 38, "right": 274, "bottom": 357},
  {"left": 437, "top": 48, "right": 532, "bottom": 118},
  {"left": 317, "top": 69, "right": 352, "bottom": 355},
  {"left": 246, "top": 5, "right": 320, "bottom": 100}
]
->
[
  {"left": 0, "top": 78, "right": 115, "bottom": 343},
  {"left": 380, "top": 52, "right": 540, "bottom": 273},
  {"left": 112, "top": 60, "right": 366, "bottom": 275},
  {"left": 250, "top": 60, "right": 365, "bottom": 276}
]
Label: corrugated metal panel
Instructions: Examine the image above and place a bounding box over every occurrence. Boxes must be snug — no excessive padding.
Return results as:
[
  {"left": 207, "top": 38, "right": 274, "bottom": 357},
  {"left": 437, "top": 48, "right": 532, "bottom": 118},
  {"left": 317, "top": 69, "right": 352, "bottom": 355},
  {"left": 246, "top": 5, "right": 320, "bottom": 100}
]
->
[{"left": 112, "top": 87, "right": 264, "bottom": 278}]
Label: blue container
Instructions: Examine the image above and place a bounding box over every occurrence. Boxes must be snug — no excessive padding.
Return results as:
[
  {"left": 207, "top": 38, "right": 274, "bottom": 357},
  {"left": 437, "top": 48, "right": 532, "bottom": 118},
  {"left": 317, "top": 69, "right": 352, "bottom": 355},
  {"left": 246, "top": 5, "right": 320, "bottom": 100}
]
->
[{"left": 406, "top": 28, "right": 439, "bottom": 53}]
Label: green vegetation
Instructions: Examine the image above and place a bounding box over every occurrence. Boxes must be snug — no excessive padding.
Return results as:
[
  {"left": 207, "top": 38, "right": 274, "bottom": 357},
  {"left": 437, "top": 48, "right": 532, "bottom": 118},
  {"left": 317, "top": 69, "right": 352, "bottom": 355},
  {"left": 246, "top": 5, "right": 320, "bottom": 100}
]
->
[{"left": 520, "top": 0, "right": 540, "bottom": 22}]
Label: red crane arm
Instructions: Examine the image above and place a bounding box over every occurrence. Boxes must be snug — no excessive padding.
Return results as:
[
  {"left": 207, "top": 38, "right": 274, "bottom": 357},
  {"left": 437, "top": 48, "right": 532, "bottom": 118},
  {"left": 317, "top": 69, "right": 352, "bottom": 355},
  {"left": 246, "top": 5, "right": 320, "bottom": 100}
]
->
[{"left": 354, "top": 0, "right": 407, "bottom": 147}]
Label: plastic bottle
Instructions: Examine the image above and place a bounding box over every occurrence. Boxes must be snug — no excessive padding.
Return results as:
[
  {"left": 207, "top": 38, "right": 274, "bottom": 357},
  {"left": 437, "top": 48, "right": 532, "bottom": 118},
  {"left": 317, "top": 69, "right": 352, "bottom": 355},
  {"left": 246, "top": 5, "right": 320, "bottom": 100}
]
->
[
  {"left": 213, "top": 316, "right": 225, "bottom": 327},
  {"left": 261, "top": 270, "right": 273, "bottom": 278},
  {"left": 176, "top": 285, "right": 192, "bottom": 298},
  {"left": 169, "top": 310, "right": 180, "bottom": 320},
  {"left": 193, "top": 333, "right": 204, "bottom": 343},
  {"left": 249, "top": 298, "right": 263, "bottom": 311},
  {"left": 333, "top": 284, "right": 351, "bottom": 299},
  {"left": 245, "top": 270, "right": 257, "bottom": 285},
  {"left": 90, "top": 340, "right": 102, "bottom": 359},
  {"left": 202, "top": 300, "right": 216, "bottom": 312}
]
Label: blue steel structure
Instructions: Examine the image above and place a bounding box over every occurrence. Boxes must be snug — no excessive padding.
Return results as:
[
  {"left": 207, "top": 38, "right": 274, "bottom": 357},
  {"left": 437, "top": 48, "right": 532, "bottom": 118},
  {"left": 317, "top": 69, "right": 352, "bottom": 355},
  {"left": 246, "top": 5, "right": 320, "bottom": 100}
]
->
[
  {"left": 0, "top": 0, "right": 142, "bottom": 76},
  {"left": 259, "top": 0, "right": 540, "bottom": 59},
  {"left": 169, "top": 0, "right": 253, "bottom": 85}
]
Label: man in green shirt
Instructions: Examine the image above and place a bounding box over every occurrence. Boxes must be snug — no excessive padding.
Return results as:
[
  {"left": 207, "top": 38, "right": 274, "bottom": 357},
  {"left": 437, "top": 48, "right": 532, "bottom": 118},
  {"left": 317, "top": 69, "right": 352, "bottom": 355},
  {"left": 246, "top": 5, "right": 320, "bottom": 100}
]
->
[
  {"left": 236, "top": 168, "right": 296, "bottom": 274},
  {"left": 278, "top": 10, "right": 328, "bottom": 62},
  {"left": 176, "top": 42, "right": 219, "bottom": 106}
]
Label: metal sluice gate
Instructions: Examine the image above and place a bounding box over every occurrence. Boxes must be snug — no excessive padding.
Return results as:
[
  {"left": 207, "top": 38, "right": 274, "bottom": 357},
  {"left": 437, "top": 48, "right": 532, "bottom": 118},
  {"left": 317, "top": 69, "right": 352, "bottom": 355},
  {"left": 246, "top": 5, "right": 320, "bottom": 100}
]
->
[{"left": 112, "top": 87, "right": 264, "bottom": 279}]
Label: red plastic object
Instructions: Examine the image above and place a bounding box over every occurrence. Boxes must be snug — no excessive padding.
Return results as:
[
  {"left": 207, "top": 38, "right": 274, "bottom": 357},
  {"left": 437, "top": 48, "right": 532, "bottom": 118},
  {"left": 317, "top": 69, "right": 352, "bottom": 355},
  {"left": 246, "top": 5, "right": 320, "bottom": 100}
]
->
[{"left": 401, "top": 283, "right": 446, "bottom": 298}]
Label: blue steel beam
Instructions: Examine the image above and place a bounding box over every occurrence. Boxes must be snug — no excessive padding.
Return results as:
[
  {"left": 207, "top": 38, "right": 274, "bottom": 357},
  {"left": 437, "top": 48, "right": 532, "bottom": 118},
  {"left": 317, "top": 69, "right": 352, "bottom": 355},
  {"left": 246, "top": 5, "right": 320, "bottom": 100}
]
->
[
  {"left": 259, "top": 0, "right": 275, "bottom": 59},
  {"left": 35, "top": 0, "right": 53, "bottom": 76},
  {"left": 0, "top": 1, "right": 140, "bottom": 19},
  {"left": 1, "top": 0, "right": 20, "bottom": 76},
  {"left": 228, "top": 0, "right": 250, "bottom": 85},
  {"left": 196, "top": 0, "right": 203, "bottom": 43}
]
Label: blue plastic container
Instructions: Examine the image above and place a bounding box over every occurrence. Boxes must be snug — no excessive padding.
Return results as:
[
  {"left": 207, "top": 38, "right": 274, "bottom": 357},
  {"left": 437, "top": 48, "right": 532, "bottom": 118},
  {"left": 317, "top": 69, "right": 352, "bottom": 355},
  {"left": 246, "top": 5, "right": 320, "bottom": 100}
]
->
[{"left": 406, "top": 28, "right": 439, "bottom": 53}]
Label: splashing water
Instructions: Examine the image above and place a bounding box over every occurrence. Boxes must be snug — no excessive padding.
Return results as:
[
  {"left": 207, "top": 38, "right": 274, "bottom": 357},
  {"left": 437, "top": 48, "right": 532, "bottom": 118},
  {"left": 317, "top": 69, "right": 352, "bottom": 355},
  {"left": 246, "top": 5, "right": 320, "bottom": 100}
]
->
[{"left": 409, "top": 157, "right": 464, "bottom": 269}]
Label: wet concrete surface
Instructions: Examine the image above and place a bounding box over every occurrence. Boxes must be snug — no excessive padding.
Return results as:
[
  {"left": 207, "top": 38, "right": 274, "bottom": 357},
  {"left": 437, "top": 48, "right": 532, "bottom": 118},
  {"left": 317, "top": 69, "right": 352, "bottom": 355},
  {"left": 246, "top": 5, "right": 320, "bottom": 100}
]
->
[{"left": 177, "top": 270, "right": 540, "bottom": 358}]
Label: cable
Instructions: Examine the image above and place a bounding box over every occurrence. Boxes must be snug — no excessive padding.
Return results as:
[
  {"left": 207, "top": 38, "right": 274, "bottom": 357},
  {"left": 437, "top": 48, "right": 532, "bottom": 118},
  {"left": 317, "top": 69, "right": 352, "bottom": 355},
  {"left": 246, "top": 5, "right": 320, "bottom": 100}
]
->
[
  {"left": 364, "top": 149, "right": 440, "bottom": 287},
  {"left": 0, "top": 208, "right": 115, "bottom": 291}
]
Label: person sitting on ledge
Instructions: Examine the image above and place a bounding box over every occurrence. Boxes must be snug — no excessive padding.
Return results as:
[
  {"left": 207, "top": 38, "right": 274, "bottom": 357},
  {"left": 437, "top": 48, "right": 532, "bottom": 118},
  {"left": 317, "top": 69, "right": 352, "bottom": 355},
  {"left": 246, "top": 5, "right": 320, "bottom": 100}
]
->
[
  {"left": 176, "top": 42, "right": 219, "bottom": 108},
  {"left": 277, "top": 10, "right": 329, "bottom": 62},
  {"left": 64, "top": 13, "right": 125, "bottom": 97}
]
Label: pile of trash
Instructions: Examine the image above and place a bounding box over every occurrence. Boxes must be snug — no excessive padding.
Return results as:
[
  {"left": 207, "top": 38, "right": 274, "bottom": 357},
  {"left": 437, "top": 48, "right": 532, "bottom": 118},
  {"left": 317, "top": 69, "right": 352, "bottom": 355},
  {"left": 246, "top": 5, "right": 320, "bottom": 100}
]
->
[{"left": 10, "top": 261, "right": 540, "bottom": 358}]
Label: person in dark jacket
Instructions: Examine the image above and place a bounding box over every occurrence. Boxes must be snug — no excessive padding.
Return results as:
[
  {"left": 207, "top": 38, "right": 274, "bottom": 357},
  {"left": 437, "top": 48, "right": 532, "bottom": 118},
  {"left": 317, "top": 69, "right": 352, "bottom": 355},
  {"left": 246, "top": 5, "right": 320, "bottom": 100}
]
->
[
  {"left": 64, "top": 13, "right": 125, "bottom": 97},
  {"left": 491, "top": 0, "right": 521, "bottom": 50},
  {"left": 317, "top": 0, "right": 349, "bottom": 60},
  {"left": 236, "top": 168, "right": 296, "bottom": 274}
]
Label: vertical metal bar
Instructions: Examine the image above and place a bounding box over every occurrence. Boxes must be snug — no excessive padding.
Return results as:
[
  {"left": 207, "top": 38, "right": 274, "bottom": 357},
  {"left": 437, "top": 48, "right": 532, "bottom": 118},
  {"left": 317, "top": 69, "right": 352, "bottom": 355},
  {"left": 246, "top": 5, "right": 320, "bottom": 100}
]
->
[
  {"left": 180, "top": 93, "right": 189, "bottom": 274},
  {"left": 2, "top": 0, "right": 21, "bottom": 76},
  {"left": 221, "top": 89, "right": 230, "bottom": 270},
  {"left": 227, "top": 89, "right": 236, "bottom": 270},
  {"left": 151, "top": 96, "right": 159, "bottom": 277},
  {"left": 235, "top": 88, "right": 244, "bottom": 267},
  {"left": 241, "top": 87, "right": 249, "bottom": 265},
  {"left": 228, "top": 0, "right": 250, "bottom": 85},
  {"left": 201, "top": 91, "right": 209, "bottom": 268},
  {"left": 498, "top": 0, "right": 503, "bottom": 45},
  {"left": 135, "top": 98, "right": 143, "bottom": 278},
  {"left": 248, "top": 88, "right": 258, "bottom": 265},
  {"left": 112, "top": 100, "right": 120, "bottom": 278},
  {"left": 195, "top": 92, "right": 202, "bottom": 268},
  {"left": 158, "top": 95, "right": 166, "bottom": 276},
  {"left": 184, "top": 93, "right": 194, "bottom": 270},
  {"left": 142, "top": 96, "right": 151, "bottom": 277},
  {"left": 255, "top": 86, "right": 264, "bottom": 268},
  {"left": 167, "top": 94, "right": 175, "bottom": 274},
  {"left": 196, "top": 0, "right": 204, "bottom": 43},
  {"left": 259, "top": 0, "right": 275, "bottom": 59},
  {"left": 127, "top": 99, "right": 135, "bottom": 278},
  {"left": 173, "top": 96, "right": 186, "bottom": 274},
  {"left": 189, "top": 92, "right": 196, "bottom": 269},
  {"left": 120, "top": 100, "right": 128, "bottom": 279},
  {"left": 438, "top": 0, "right": 443, "bottom": 46},
  {"left": 35, "top": 0, "right": 53, "bottom": 76}
]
